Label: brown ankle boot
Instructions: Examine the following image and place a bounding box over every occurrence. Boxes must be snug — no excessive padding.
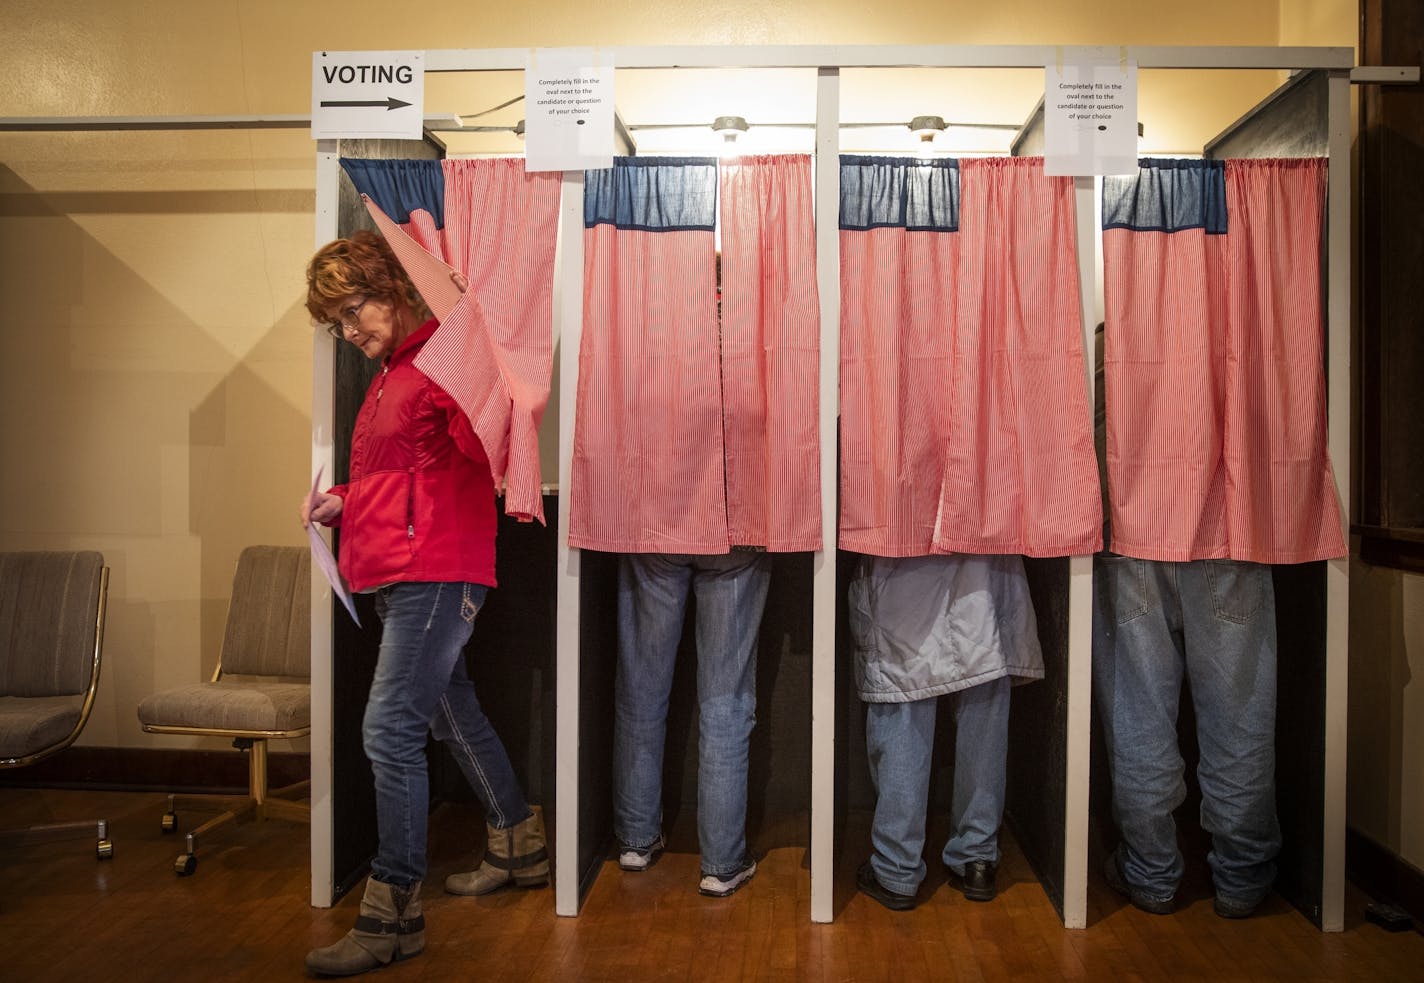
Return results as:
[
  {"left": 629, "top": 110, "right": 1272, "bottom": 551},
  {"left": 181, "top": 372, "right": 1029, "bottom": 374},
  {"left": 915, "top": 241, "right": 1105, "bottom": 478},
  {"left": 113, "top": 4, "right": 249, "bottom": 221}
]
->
[
  {"left": 444, "top": 808, "right": 550, "bottom": 895},
  {"left": 305, "top": 877, "right": 425, "bottom": 976}
]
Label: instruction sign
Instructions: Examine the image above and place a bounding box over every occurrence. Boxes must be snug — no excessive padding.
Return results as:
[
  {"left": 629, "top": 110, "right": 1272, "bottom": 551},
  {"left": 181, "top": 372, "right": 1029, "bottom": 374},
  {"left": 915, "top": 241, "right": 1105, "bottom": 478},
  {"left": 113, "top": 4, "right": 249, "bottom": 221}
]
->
[
  {"left": 312, "top": 50, "right": 424, "bottom": 141},
  {"left": 524, "top": 47, "right": 614, "bottom": 172},
  {"left": 1044, "top": 55, "right": 1138, "bottom": 176}
]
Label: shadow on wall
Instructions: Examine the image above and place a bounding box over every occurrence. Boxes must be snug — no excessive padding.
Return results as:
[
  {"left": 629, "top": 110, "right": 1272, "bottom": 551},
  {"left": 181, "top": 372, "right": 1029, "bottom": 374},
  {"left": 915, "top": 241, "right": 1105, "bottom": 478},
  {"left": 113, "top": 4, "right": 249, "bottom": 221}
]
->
[
  {"left": 188, "top": 307, "right": 312, "bottom": 679},
  {"left": 0, "top": 163, "right": 311, "bottom": 747}
]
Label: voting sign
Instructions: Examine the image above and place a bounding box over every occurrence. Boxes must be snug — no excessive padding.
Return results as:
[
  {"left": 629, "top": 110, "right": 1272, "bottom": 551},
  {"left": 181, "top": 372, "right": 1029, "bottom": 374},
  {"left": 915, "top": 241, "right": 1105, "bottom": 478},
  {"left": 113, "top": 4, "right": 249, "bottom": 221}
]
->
[{"left": 312, "top": 50, "right": 424, "bottom": 140}]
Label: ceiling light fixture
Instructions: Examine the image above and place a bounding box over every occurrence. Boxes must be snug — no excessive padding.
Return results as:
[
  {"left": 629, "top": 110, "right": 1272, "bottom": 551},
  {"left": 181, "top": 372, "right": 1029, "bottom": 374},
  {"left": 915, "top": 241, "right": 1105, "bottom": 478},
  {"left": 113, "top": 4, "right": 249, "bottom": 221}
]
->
[
  {"left": 711, "top": 115, "right": 750, "bottom": 144},
  {"left": 908, "top": 115, "right": 948, "bottom": 143}
]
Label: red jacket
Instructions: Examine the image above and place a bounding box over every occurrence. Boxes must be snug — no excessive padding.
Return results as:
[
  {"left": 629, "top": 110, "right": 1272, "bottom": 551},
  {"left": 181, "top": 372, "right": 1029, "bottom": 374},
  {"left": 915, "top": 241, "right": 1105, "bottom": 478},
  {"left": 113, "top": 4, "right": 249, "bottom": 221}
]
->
[{"left": 327, "top": 319, "right": 497, "bottom": 592}]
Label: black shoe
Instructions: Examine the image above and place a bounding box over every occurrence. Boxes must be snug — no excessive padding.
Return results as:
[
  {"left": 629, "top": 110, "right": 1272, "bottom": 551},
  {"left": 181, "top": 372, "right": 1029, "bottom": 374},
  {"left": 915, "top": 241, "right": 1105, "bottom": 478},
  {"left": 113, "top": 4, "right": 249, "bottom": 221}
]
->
[
  {"left": 856, "top": 861, "right": 918, "bottom": 911},
  {"left": 1103, "top": 851, "right": 1175, "bottom": 915},
  {"left": 1213, "top": 894, "right": 1262, "bottom": 919},
  {"left": 945, "top": 860, "right": 998, "bottom": 902}
]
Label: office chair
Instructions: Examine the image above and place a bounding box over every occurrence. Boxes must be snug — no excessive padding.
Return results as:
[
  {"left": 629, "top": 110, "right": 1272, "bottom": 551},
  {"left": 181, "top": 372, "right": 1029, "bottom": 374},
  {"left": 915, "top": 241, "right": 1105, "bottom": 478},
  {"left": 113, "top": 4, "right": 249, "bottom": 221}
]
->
[
  {"left": 0, "top": 550, "right": 112, "bottom": 858},
  {"left": 137, "top": 545, "right": 310, "bottom": 875}
]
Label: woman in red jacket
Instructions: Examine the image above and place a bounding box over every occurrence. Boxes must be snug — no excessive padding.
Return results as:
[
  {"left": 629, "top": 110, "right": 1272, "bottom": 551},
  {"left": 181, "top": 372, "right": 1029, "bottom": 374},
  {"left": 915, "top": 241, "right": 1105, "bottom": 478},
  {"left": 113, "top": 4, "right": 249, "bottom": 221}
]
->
[{"left": 301, "top": 231, "right": 546, "bottom": 977}]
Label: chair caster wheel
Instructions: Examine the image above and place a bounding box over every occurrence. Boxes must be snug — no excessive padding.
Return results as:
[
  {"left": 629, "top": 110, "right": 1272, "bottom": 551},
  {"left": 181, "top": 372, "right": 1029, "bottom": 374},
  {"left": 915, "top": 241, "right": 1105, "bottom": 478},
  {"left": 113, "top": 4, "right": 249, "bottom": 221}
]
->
[
  {"left": 97, "top": 839, "right": 114, "bottom": 860},
  {"left": 161, "top": 812, "right": 178, "bottom": 834},
  {"left": 175, "top": 853, "right": 197, "bottom": 876}
]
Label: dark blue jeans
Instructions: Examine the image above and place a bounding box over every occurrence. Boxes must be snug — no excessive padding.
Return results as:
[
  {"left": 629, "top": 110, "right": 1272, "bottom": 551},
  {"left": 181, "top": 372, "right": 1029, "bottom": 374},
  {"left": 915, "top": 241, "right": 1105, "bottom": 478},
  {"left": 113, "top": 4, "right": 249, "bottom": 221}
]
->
[
  {"left": 1093, "top": 556, "right": 1281, "bottom": 907},
  {"left": 366, "top": 581, "right": 530, "bottom": 887},
  {"left": 866, "top": 676, "right": 1011, "bottom": 895}
]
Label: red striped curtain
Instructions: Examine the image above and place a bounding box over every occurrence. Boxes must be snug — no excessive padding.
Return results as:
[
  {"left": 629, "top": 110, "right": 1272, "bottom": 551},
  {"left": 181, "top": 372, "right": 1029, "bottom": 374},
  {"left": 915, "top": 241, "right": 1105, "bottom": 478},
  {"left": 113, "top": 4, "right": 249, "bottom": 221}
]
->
[
  {"left": 569, "top": 159, "right": 725, "bottom": 553},
  {"left": 1223, "top": 160, "right": 1344, "bottom": 561},
  {"left": 839, "top": 156, "right": 1101, "bottom": 558},
  {"left": 344, "top": 158, "right": 560, "bottom": 523},
  {"left": 568, "top": 155, "right": 821, "bottom": 554},
  {"left": 436, "top": 160, "right": 560, "bottom": 524},
  {"left": 1101, "top": 169, "right": 1228, "bottom": 558},
  {"left": 1102, "top": 157, "right": 1345, "bottom": 562},
  {"left": 932, "top": 158, "right": 1101, "bottom": 556},
  {"left": 838, "top": 161, "right": 962, "bottom": 556},
  {"left": 718, "top": 155, "right": 822, "bottom": 551}
]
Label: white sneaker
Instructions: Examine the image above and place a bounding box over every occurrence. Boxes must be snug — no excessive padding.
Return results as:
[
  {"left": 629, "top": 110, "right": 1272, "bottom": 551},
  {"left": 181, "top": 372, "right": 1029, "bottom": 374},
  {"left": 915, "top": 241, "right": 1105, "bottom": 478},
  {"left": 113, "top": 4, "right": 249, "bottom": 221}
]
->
[
  {"left": 698, "top": 857, "right": 757, "bottom": 897},
  {"left": 618, "top": 834, "right": 665, "bottom": 871}
]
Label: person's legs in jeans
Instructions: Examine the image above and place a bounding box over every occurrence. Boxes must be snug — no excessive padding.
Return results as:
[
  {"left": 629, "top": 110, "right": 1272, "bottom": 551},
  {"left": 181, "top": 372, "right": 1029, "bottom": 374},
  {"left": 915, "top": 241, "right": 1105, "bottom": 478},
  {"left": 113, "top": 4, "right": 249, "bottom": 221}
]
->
[
  {"left": 613, "top": 553, "right": 693, "bottom": 853},
  {"left": 1182, "top": 559, "right": 1280, "bottom": 907},
  {"left": 1093, "top": 556, "right": 1187, "bottom": 903},
  {"left": 365, "top": 581, "right": 482, "bottom": 887},
  {"left": 942, "top": 675, "right": 1010, "bottom": 873},
  {"left": 429, "top": 605, "right": 532, "bottom": 832},
  {"left": 691, "top": 551, "right": 772, "bottom": 876},
  {"left": 865, "top": 698, "right": 936, "bottom": 895}
]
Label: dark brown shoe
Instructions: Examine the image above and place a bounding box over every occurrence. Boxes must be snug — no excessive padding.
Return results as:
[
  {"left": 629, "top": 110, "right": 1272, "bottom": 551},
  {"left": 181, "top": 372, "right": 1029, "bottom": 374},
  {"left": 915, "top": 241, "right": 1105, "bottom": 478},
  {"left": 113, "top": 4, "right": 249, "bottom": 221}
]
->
[
  {"left": 945, "top": 859, "right": 998, "bottom": 902},
  {"left": 1104, "top": 851, "right": 1175, "bottom": 915},
  {"left": 856, "top": 860, "right": 918, "bottom": 911},
  {"left": 1213, "top": 894, "right": 1262, "bottom": 919}
]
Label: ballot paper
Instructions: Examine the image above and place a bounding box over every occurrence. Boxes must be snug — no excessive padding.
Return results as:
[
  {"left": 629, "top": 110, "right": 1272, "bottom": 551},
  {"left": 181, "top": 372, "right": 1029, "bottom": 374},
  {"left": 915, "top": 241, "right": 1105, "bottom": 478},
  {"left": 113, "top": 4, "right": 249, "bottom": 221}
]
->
[{"left": 307, "top": 467, "right": 360, "bottom": 626}]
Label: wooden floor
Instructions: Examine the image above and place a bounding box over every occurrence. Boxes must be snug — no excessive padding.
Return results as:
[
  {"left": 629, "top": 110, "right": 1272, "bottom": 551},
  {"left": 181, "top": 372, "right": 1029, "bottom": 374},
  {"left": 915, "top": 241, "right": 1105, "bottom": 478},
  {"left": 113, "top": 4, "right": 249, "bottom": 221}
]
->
[{"left": 2, "top": 787, "right": 1422, "bottom": 983}]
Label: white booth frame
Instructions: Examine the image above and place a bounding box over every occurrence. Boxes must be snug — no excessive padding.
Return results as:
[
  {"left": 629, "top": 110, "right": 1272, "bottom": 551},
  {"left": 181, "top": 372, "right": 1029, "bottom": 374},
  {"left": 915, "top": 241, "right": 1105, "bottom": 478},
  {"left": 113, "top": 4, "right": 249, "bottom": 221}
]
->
[{"left": 309, "top": 43, "right": 1357, "bottom": 931}]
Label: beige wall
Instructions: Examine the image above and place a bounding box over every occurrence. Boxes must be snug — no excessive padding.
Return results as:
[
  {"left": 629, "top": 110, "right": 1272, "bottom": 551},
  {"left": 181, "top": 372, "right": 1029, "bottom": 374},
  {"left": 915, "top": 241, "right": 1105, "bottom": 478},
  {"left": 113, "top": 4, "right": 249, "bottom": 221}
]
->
[
  {"left": 1278, "top": 0, "right": 1358, "bottom": 47},
  {"left": 16, "top": 3, "right": 1415, "bottom": 873},
  {"left": 1349, "top": 563, "right": 1424, "bottom": 868},
  {"left": 0, "top": 126, "right": 316, "bottom": 746}
]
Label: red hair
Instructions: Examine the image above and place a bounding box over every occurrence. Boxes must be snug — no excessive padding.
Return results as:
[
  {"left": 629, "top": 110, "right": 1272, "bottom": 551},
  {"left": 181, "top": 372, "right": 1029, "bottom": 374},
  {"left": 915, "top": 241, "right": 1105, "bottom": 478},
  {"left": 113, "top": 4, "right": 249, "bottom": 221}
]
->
[{"left": 305, "top": 230, "right": 430, "bottom": 325}]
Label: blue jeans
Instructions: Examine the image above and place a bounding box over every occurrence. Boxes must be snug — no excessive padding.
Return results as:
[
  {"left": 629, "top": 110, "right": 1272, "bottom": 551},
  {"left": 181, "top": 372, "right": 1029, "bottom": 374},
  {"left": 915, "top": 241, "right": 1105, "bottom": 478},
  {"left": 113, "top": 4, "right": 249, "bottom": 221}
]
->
[
  {"left": 366, "top": 581, "right": 531, "bottom": 887},
  {"left": 865, "top": 676, "right": 1010, "bottom": 895},
  {"left": 1093, "top": 556, "right": 1281, "bottom": 907},
  {"left": 613, "top": 551, "right": 772, "bottom": 876}
]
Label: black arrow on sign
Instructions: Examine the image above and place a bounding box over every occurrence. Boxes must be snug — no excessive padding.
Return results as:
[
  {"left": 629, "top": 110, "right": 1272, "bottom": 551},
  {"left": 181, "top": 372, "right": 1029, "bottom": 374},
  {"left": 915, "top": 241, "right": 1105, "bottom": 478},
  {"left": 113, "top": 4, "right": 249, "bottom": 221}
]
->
[{"left": 319, "top": 97, "right": 412, "bottom": 111}]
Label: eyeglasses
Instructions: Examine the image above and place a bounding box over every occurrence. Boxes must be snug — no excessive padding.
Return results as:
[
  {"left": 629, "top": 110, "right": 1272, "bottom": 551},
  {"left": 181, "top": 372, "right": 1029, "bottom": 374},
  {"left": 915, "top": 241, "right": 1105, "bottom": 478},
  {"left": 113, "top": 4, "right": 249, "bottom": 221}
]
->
[{"left": 324, "top": 297, "right": 370, "bottom": 339}]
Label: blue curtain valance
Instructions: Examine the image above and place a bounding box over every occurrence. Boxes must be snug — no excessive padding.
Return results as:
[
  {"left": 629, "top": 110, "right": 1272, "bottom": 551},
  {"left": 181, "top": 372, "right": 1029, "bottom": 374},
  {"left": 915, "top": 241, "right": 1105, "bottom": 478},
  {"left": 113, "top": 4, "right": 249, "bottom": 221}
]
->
[
  {"left": 340, "top": 158, "right": 446, "bottom": 228},
  {"left": 1102, "top": 158, "right": 1227, "bottom": 235},
  {"left": 839, "top": 155, "right": 960, "bottom": 233},
  {"left": 584, "top": 157, "right": 718, "bottom": 232}
]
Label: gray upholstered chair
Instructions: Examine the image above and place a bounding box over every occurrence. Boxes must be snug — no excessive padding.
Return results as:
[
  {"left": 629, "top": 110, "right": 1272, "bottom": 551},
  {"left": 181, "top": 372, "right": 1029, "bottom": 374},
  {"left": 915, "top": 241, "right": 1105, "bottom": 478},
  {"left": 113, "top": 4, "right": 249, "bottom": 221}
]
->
[
  {"left": 137, "top": 545, "right": 310, "bottom": 875},
  {"left": 0, "top": 550, "right": 112, "bottom": 858}
]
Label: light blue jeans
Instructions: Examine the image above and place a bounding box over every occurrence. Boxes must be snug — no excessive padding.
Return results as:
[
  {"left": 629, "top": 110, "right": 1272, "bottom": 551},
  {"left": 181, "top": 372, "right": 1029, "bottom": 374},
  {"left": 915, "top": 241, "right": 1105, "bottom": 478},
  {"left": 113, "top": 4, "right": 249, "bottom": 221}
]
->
[
  {"left": 865, "top": 676, "right": 1011, "bottom": 895},
  {"left": 1093, "top": 556, "right": 1281, "bottom": 908},
  {"left": 613, "top": 551, "right": 772, "bottom": 876},
  {"left": 366, "top": 581, "right": 531, "bottom": 887}
]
